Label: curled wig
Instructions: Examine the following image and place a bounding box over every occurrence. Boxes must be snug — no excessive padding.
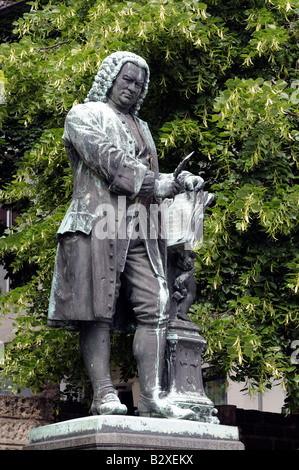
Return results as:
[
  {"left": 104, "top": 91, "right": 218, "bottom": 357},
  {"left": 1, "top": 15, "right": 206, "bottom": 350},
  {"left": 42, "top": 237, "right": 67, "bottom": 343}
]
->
[{"left": 84, "top": 51, "right": 150, "bottom": 115}]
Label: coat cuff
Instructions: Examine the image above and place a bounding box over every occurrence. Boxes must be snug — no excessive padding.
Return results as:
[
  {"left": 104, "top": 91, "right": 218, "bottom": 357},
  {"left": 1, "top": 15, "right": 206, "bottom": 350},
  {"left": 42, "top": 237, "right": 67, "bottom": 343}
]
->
[{"left": 108, "top": 153, "right": 148, "bottom": 199}]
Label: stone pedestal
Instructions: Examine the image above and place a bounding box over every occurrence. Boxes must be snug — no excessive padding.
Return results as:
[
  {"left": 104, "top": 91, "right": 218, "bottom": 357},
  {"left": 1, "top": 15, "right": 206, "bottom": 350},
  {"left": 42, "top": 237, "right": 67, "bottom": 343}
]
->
[
  {"left": 24, "top": 415, "right": 244, "bottom": 450},
  {"left": 164, "top": 319, "right": 219, "bottom": 424}
]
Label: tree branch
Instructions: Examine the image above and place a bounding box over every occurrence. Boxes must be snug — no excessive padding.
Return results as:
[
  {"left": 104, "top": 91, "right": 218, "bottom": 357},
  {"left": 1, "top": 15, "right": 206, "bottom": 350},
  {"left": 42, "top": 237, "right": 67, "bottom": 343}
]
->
[{"left": 38, "top": 40, "right": 70, "bottom": 53}]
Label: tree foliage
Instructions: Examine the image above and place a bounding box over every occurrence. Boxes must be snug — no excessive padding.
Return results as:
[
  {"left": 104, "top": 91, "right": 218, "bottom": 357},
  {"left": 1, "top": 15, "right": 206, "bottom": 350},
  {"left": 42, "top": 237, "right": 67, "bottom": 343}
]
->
[{"left": 0, "top": 0, "right": 298, "bottom": 412}]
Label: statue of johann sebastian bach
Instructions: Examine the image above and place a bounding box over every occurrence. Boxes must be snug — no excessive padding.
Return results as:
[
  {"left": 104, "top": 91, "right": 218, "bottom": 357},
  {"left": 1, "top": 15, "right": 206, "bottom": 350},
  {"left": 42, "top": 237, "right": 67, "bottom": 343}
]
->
[{"left": 48, "top": 51, "right": 204, "bottom": 419}]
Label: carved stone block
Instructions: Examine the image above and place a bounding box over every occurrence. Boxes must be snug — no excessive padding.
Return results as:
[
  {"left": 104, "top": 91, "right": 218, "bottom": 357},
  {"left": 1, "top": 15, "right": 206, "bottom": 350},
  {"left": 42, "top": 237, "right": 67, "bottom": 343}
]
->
[{"left": 163, "top": 319, "right": 219, "bottom": 424}]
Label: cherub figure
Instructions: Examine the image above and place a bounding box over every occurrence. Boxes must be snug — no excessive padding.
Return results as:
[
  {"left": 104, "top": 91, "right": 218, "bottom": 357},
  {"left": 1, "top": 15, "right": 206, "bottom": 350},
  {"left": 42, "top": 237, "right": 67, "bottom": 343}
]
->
[{"left": 167, "top": 247, "right": 197, "bottom": 322}]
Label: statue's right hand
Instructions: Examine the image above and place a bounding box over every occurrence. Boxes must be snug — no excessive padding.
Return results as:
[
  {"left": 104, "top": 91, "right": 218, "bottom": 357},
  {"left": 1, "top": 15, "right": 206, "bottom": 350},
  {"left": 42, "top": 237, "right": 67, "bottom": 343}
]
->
[{"left": 154, "top": 175, "right": 181, "bottom": 199}]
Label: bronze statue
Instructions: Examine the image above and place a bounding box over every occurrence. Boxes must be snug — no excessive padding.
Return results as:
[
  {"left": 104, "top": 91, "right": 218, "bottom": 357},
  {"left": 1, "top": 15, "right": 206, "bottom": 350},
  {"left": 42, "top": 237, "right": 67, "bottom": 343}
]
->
[
  {"left": 48, "top": 51, "right": 205, "bottom": 420},
  {"left": 167, "top": 247, "right": 197, "bottom": 322}
]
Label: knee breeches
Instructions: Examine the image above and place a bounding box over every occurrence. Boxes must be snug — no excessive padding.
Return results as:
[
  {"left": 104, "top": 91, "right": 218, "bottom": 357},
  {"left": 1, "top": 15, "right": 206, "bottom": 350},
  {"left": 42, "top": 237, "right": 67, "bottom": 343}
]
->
[{"left": 118, "top": 238, "right": 169, "bottom": 328}]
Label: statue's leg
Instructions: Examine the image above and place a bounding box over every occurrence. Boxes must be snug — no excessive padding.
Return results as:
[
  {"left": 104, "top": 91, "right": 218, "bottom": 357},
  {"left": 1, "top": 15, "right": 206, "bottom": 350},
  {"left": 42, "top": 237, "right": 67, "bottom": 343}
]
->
[
  {"left": 79, "top": 321, "right": 127, "bottom": 415},
  {"left": 133, "top": 325, "right": 166, "bottom": 399},
  {"left": 133, "top": 324, "right": 195, "bottom": 420},
  {"left": 123, "top": 239, "right": 195, "bottom": 420}
]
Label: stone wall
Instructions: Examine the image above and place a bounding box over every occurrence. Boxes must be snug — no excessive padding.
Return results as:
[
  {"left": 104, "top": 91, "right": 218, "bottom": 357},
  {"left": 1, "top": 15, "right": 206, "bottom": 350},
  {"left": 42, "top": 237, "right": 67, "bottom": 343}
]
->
[
  {"left": 217, "top": 405, "right": 299, "bottom": 451},
  {"left": 0, "top": 395, "right": 55, "bottom": 450}
]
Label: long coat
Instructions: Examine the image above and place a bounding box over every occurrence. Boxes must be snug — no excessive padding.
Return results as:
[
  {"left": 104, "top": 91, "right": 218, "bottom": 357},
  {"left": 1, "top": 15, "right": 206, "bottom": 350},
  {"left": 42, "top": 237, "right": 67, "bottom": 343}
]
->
[{"left": 48, "top": 101, "right": 167, "bottom": 330}]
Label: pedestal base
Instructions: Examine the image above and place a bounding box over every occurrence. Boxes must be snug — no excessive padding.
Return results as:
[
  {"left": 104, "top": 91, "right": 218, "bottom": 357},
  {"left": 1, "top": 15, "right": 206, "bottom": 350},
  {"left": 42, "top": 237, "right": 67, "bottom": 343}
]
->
[
  {"left": 24, "top": 415, "right": 244, "bottom": 450},
  {"left": 164, "top": 320, "right": 219, "bottom": 424}
]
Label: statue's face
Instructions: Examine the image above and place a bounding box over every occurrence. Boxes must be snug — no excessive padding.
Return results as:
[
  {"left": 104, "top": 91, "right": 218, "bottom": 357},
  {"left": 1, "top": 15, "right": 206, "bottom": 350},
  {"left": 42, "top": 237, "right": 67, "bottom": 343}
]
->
[{"left": 108, "top": 62, "right": 146, "bottom": 113}]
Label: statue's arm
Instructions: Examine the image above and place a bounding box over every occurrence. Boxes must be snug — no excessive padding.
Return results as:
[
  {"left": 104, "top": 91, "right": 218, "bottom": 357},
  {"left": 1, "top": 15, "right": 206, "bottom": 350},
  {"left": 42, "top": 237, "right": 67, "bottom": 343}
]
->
[{"left": 63, "top": 104, "right": 153, "bottom": 199}]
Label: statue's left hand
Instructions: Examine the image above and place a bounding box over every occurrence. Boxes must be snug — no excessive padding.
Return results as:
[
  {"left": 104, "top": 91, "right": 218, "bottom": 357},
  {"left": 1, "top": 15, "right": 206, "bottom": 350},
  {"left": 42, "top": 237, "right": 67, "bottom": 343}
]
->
[{"left": 177, "top": 171, "right": 204, "bottom": 192}]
